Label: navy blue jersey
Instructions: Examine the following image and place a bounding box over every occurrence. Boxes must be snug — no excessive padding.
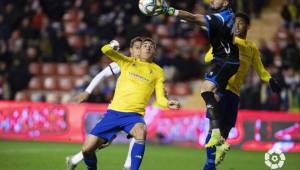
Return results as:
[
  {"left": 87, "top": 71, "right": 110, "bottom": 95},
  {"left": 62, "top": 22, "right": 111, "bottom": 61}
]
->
[{"left": 204, "top": 8, "right": 239, "bottom": 62}]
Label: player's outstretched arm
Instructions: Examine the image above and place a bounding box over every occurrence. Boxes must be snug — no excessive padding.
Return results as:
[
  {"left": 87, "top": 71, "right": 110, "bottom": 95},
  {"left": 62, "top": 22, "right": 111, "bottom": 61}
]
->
[
  {"left": 252, "top": 47, "right": 281, "bottom": 93},
  {"left": 71, "top": 63, "right": 121, "bottom": 104},
  {"left": 175, "top": 10, "right": 206, "bottom": 26},
  {"left": 85, "top": 63, "right": 120, "bottom": 94},
  {"left": 157, "top": 0, "right": 206, "bottom": 26},
  {"left": 204, "top": 48, "right": 213, "bottom": 64}
]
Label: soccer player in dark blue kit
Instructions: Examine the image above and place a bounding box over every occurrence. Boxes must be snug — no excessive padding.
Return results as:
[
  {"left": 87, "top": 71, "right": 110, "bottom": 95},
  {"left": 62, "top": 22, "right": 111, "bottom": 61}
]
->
[
  {"left": 157, "top": 0, "right": 239, "bottom": 148},
  {"left": 203, "top": 13, "right": 282, "bottom": 169}
]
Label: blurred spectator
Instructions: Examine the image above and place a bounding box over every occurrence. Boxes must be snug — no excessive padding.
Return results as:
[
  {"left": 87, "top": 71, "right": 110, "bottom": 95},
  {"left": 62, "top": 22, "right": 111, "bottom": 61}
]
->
[
  {"left": 0, "top": 0, "right": 298, "bottom": 111},
  {"left": 232, "top": 0, "right": 251, "bottom": 15},
  {"left": 282, "top": 67, "right": 300, "bottom": 111},
  {"left": 252, "top": 0, "right": 268, "bottom": 18},
  {"left": 6, "top": 59, "right": 31, "bottom": 99},
  {"left": 259, "top": 39, "right": 274, "bottom": 67},
  {"left": 232, "top": 0, "right": 269, "bottom": 18},
  {"left": 0, "top": 14, "right": 11, "bottom": 40},
  {"left": 281, "top": 0, "right": 300, "bottom": 29},
  {"left": 280, "top": 34, "right": 300, "bottom": 70}
]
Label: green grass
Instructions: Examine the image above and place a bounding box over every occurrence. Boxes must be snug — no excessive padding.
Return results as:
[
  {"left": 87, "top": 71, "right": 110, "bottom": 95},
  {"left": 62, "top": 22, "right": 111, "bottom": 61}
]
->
[{"left": 0, "top": 140, "right": 299, "bottom": 170}]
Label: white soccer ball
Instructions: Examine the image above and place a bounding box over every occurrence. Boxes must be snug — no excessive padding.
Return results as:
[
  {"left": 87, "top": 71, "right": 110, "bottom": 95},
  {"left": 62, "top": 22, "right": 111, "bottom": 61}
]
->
[{"left": 138, "top": 0, "right": 158, "bottom": 16}]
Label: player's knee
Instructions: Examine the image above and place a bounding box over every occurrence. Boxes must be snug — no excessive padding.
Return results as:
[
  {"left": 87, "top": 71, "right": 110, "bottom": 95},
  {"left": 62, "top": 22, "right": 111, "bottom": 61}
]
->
[
  {"left": 98, "top": 141, "right": 111, "bottom": 150},
  {"left": 82, "top": 135, "right": 105, "bottom": 155},
  {"left": 82, "top": 144, "right": 94, "bottom": 156},
  {"left": 134, "top": 128, "right": 146, "bottom": 140},
  {"left": 130, "top": 123, "right": 147, "bottom": 140},
  {"left": 201, "top": 81, "right": 217, "bottom": 93}
]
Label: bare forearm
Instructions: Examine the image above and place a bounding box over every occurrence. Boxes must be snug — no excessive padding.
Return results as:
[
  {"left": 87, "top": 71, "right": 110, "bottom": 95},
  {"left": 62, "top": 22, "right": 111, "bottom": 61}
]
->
[{"left": 177, "top": 10, "right": 205, "bottom": 26}]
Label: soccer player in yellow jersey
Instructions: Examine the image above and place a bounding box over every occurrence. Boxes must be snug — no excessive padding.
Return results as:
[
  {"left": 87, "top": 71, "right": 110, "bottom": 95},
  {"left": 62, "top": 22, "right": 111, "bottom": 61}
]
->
[
  {"left": 81, "top": 37, "right": 180, "bottom": 170},
  {"left": 203, "top": 13, "right": 281, "bottom": 170},
  {"left": 66, "top": 37, "right": 143, "bottom": 170}
]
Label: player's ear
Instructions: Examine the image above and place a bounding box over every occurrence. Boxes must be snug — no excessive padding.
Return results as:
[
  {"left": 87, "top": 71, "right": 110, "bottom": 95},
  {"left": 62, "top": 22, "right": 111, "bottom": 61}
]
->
[
  {"left": 223, "top": 0, "right": 229, "bottom": 7},
  {"left": 129, "top": 47, "right": 133, "bottom": 55}
]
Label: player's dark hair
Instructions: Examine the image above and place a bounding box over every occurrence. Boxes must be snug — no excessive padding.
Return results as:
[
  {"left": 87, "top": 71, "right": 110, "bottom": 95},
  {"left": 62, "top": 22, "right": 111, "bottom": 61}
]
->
[
  {"left": 142, "top": 37, "right": 156, "bottom": 49},
  {"left": 130, "top": 36, "right": 143, "bottom": 47},
  {"left": 235, "top": 12, "right": 251, "bottom": 25}
]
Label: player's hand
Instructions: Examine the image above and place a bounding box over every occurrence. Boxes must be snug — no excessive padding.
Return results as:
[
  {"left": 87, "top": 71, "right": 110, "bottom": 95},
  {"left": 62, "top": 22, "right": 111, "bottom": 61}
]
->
[
  {"left": 156, "top": 0, "right": 175, "bottom": 16},
  {"left": 269, "top": 78, "right": 282, "bottom": 93},
  {"left": 168, "top": 100, "right": 180, "bottom": 109},
  {"left": 109, "top": 40, "right": 120, "bottom": 51},
  {"left": 71, "top": 91, "right": 90, "bottom": 104}
]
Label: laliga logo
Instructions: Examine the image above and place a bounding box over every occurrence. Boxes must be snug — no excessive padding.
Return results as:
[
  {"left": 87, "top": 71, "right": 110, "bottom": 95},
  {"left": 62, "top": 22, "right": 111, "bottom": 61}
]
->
[{"left": 264, "top": 148, "right": 286, "bottom": 169}]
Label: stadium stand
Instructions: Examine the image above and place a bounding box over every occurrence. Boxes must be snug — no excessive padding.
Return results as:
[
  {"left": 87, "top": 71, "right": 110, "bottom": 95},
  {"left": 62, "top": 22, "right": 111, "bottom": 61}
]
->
[{"left": 0, "top": 0, "right": 299, "bottom": 111}]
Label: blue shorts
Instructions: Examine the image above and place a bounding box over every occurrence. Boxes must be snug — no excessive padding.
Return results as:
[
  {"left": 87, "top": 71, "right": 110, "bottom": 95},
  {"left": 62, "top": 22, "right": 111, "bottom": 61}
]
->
[
  {"left": 90, "top": 109, "right": 145, "bottom": 142},
  {"left": 205, "top": 59, "right": 239, "bottom": 91},
  {"left": 206, "top": 90, "right": 240, "bottom": 128}
]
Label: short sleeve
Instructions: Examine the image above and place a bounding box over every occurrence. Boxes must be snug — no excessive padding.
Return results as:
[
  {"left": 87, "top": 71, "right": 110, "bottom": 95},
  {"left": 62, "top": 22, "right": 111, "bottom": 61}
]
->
[{"left": 204, "top": 14, "right": 224, "bottom": 37}]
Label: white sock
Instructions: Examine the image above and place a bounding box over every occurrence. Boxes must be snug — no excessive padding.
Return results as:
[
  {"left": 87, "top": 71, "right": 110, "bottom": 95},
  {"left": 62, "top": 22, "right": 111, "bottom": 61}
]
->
[
  {"left": 123, "top": 138, "right": 136, "bottom": 168},
  {"left": 71, "top": 151, "right": 84, "bottom": 165}
]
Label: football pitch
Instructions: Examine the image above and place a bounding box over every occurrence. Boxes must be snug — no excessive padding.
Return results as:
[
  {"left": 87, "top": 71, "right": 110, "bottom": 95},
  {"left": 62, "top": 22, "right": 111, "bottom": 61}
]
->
[{"left": 0, "top": 140, "right": 299, "bottom": 170}]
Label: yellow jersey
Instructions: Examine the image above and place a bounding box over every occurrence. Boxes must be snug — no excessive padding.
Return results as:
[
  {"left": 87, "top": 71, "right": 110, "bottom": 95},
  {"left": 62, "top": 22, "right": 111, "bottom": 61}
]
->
[
  {"left": 101, "top": 45, "right": 168, "bottom": 115},
  {"left": 204, "top": 37, "right": 271, "bottom": 96}
]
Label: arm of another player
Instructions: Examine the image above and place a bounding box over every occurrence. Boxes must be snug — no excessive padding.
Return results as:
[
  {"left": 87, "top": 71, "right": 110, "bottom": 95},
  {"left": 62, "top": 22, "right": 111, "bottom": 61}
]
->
[
  {"left": 155, "top": 69, "right": 180, "bottom": 109},
  {"left": 72, "top": 63, "right": 121, "bottom": 104},
  {"left": 204, "top": 48, "right": 213, "bottom": 64},
  {"left": 252, "top": 47, "right": 281, "bottom": 93},
  {"left": 101, "top": 40, "right": 133, "bottom": 66}
]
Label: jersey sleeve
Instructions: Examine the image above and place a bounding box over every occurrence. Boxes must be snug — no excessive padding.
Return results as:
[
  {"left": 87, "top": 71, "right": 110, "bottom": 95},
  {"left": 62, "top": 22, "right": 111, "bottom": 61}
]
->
[
  {"left": 108, "top": 62, "right": 121, "bottom": 76},
  {"left": 204, "top": 48, "right": 213, "bottom": 64},
  {"left": 252, "top": 45, "right": 272, "bottom": 83},
  {"left": 204, "top": 14, "right": 224, "bottom": 36},
  {"left": 155, "top": 69, "right": 169, "bottom": 108},
  {"left": 85, "top": 63, "right": 120, "bottom": 94},
  {"left": 101, "top": 44, "right": 133, "bottom": 67}
]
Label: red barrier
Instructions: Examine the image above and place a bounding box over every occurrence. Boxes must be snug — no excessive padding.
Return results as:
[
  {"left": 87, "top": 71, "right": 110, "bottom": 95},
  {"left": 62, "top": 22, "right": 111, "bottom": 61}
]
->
[{"left": 0, "top": 101, "right": 299, "bottom": 152}]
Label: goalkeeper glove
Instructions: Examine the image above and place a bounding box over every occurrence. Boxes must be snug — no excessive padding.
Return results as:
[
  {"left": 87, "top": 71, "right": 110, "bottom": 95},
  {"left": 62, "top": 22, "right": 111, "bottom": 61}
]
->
[
  {"left": 163, "top": 6, "right": 176, "bottom": 16},
  {"left": 156, "top": 0, "right": 176, "bottom": 16},
  {"left": 269, "top": 78, "right": 282, "bottom": 93}
]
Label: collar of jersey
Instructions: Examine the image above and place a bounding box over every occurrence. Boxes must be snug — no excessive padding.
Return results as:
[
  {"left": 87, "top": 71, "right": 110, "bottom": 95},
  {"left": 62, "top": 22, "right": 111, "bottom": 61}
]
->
[
  {"left": 136, "top": 58, "right": 153, "bottom": 64},
  {"left": 235, "top": 36, "right": 247, "bottom": 43}
]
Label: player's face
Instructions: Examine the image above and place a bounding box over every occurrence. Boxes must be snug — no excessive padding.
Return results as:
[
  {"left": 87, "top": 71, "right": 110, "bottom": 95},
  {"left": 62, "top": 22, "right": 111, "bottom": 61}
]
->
[
  {"left": 210, "top": 0, "right": 228, "bottom": 10},
  {"left": 235, "top": 17, "right": 248, "bottom": 36},
  {"left": 130, "top": 41, "right": 142, "bottom": 58},
  {"left": 140, "top": 41, "right": 155, "bottom": 62}
]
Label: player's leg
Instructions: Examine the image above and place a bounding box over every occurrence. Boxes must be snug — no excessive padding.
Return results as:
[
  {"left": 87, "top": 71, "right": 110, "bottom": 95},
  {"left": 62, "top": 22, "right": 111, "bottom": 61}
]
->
[
  {"left": 203, "top": 113, "right": 229, "bottom": 170},
  {"left": 202, "top": 61, "right": 239, "bottom": 148},
  {"left": 128, "top": 123, "right": 147, "bottom": 170},
  {"left": 203, "top": 124, "right": 217, "bottom": 170},
  {"left": 215, "top": 90, "right": 240, "bottom": 166},
  {"left": 81, "top": 110, "right": 120, "bottom": 170},
  {"left": 120, "top": 111, "right": 146, "bottom": 170},
  {"left": 82, "top": 135, "right": 106, "bottom": 170},
  {"left": 201, "top": 62, "right": 226, "bottom": 148},
  {"left": 66, "top": 140, "right": 113, "bottom": 170},
  {"left": 66, "top": 151, "right": 83, "bottom": 170},
  {"left": 123, "top": 138, "right": 136, "bottom": 170},
  {"left": 201, "top": 80, "right": 222, "bottom": 148}
]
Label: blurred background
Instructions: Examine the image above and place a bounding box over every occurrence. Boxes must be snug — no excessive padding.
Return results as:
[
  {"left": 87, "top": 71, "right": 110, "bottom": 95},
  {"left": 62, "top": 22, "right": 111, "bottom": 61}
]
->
[
  {"left": 0, "top": 0, "right": 299, "bottom": 111},
  {"left": 0, "top": 0, "right": 300, "bottom": 169}
]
